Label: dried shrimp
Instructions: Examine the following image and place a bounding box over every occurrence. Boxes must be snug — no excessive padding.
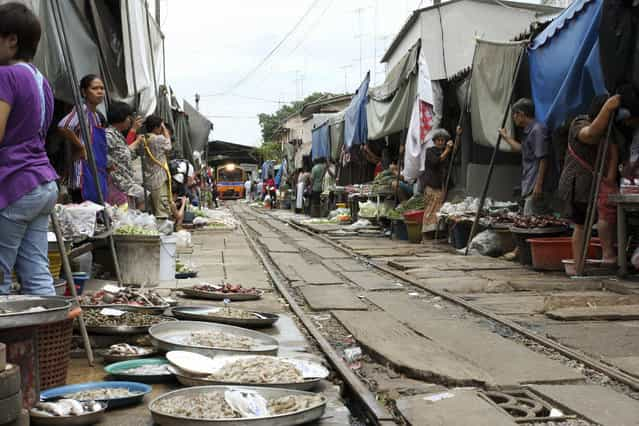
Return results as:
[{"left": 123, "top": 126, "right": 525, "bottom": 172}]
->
[
  {"left": 186, "top": 330, "right": 256, "bottom": 350},
  {"left": 207, "top": 356, "right": 303, "bottom": 384},
  {"left": 268, "top": 394, "right": 325, "bottom": 415},
  {"left": 64, "top": 388, "right": 139, "bottom": 400}
]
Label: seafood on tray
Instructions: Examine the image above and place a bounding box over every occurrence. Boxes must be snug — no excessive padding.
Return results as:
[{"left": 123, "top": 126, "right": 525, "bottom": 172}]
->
[
  {"left": 31, "top": 400, "right": 103, "bottom": 416},
  {"left": 121, "top": 364, "right": 171, "bottom": 376},
  {"left": 207, "top": 307, "right": 262, "bottom": 320},
  {"left": 152, "top": 390, "right": 324, "bottom": 420},
  {"left": 83, "top": 308, "right": 175, "bottom": 328},
  {"left": 512, "top": 214, "right": 568, "bottom": 229},
  {"left": 106, "top": 343, "right": 153, "bottom": 357},
  {"left": 194, "top": 283, "right": 261, "bottom": 296},
  {"left": 79, "top": 286, "right": 169, "bottom": 307},
  {"left": 183, "top": 330, "right": 257, "bottom": 350},
  {"left": 64, "top": 388, "right": 140, "bottom": 400},
  {"left": 207, "top": 356, "right": 304, "bottom": 384}
]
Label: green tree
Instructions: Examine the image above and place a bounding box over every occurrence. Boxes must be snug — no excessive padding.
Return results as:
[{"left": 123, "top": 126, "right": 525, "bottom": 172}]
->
[
  {"left": 255, "top": 140, "right": 282, "bottom": 162},
  {"left": 257, "top": 92, "right": 341, "bottom": 142}
]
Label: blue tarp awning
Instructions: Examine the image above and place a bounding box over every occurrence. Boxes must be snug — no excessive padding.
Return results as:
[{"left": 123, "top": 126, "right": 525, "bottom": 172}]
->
[
  {"left": 529, "top": 0, "right": 606, "bottom": 130},
  {"left": 311, "top": 121, "right": 330, "bottom": 160},
  {"left": 344, "top": 72, "right": 370, "bottom": 149}
]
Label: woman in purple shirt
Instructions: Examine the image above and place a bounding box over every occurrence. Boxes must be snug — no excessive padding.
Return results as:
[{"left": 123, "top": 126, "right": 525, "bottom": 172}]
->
[{"left": 0, "top": 3, "right": 58, "bottom": 295}]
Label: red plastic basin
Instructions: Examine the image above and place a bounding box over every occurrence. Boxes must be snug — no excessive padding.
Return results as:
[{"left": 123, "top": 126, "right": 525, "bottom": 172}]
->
[
  {"left": 403, "top": 210, "right": 425, "bottom": 224},
  {"left": 527, "top": 237, "right": 601, "bottom": 271}
]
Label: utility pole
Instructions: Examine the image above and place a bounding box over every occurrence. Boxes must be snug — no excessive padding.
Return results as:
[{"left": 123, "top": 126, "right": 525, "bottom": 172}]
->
[
  {"left": 155, "top": 0, "right": 161, "bottom": 24},
  {"left": 353, "top": 7, "right": 365, "bottom": 81},
  {"left": 294, "top": 70, "right": 305, "bottom": 101},
  {"left": 373, "top": 0, "right": 378, "bottom": 85},
  {"left": 340, "top": 64, "right": 352, "bottom": 92}
]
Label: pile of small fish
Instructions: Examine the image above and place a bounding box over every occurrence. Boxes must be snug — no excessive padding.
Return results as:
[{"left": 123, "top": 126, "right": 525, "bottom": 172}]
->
[
  {"left": 185, "top": 330, "right": 257, "bottom": 350},
  {"left": 106, "top": 343, "right": 153, "bottom": 357},
  {"left": 79, "top": 287, "right": 169, "bottom": 307},
  {"left": 154, "top": 393, "right": 239, "bottom": 419},
  {"left": 64, "top": 388, "right": 139, "bottom": 400},
  {"left": 153, "top": 392, "right": 323, "bottom": 419},
  {"left": 83, "top": 309, "right": 174, "bottom": 328},
  {"left": 32, "top": 400, "right": 103, "bottom": 417},
  {"left": 194, "top": 283, "right": 260, "bottom": 296},
  {"left": 121, "top": 364, "right": 171, "bottom": 376},
  {"left": 207, "top": 357, "right": 303, "bottom": 384}
]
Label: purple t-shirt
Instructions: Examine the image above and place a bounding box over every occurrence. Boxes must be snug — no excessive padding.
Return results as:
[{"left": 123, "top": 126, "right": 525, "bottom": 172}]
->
[{"left": 0, "top": 63, "right": 57, "bottom": 210}]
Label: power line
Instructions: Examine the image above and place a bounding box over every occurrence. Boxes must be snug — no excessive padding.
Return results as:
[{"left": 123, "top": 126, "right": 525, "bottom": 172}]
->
[
  {"left": 204, "top": 114, "right": 259, "bottom": 119},
  {"left": 199, "top": 93, "right": 292, "bottom": 104},
  {"left": 217, "top": 0, "right": 321, "bottom": 95}
]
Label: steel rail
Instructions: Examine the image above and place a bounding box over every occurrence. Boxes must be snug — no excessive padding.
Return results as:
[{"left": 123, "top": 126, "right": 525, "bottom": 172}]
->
[
  {"left": 278, "top": 215, "right": 639, "bottom": 392},
  {"left": 235, "top": 212, "right": 396, "bottom": 426}
]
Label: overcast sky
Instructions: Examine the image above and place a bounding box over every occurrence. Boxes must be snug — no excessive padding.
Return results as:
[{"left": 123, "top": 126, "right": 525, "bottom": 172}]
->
[{"left": 160, "top": 0, "right": 430, "bottom": 146}]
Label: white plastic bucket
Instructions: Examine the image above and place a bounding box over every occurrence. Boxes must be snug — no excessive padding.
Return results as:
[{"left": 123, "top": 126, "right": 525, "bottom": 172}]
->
[{"left": 160, "top": 235, "right": 177, "bottom": 281}]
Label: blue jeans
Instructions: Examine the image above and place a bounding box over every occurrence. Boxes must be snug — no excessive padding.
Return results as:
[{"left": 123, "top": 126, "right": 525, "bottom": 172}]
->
[{"left": 0, "top": 181, "right": 58, "bottom": 295}]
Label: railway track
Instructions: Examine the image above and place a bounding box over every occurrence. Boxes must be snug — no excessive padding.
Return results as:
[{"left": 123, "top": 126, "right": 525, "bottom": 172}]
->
[{"left": 234, "top": 205, "right": 639, "bottom": 425}]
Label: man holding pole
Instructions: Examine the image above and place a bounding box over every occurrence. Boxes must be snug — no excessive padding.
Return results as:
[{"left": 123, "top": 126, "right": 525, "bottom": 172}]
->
[{"left": 499, "top": 98, "right": 558, "bottom": 217}]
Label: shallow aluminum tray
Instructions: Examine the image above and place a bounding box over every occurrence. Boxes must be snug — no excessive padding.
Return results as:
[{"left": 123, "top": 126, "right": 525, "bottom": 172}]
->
[
  {"left": 0, "top": 296, "right": 70, "bottom": 330},
  {"left": 30, "top": 402, "right": 107, "bottom": 426},
  {"left": 510, "top": 225, "right": 568, "bottom": 235},
  {"left": 102, "top": 348, "right": 158, "bottom": 364},
  {"left": 171, "top": 307, "right": 279, "bottom": 328},
  {"left": 83, "top": 317, "right": 176, "bottom": 336},
  {"left": 180, "top": 288, "right": 263, "bottom": 301},
  {"left": 80, "top": 304, "right": 169, "bottom": 315},
  {"left": 149, "top": 321, "right": 278, "bottom": 357},
  {"left": 148, "top": 385, "right": 326, "bottom": 426},
  {"left": 167, "top": 366, "right": 320, "bottom": 392}
]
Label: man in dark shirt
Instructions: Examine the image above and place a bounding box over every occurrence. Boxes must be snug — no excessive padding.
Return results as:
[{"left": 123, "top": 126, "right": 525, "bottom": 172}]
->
[{"left": 499, "top": 98, "right": 558, "bottom": 216}]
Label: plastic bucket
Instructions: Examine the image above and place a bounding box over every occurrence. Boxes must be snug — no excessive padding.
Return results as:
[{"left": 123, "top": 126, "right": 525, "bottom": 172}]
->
[
  {"left": 114, "top": 235, "right": 160, "bottom": 287},
  {"left": 64, "top": 272, "right": 89, "bottom": 296},
  {"left": 403, "top": 210, "right": 425, "bottom": 224},
  {"left": 450, "top": 221, "right": 473, "bottom": 249},
  {"left": 405, "top": 220, "right": 422, "bottom": 244},
  {"left": 528, "top": 237, "right": 602, "bottom": 271},
  {"left": 160, "top": 235, "right": 177, "bottom": 282},
  {"left": 391, "top": 219, "right": 408, "bottom": 241}
]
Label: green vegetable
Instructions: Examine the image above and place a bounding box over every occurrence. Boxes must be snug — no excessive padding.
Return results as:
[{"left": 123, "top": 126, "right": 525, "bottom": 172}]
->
[{"left": 115, "top": 225, "right": 159, "bottom": 236}]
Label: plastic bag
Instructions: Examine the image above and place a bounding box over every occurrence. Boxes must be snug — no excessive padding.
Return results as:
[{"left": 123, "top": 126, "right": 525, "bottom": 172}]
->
[
  {"left": 466, "top": 230, "right": 503, "bottom": 257},
  {"left": 55, "top": 202, "right": 105, "bottom": 239},
  {"left": 175, "top": 230, "right": 192, "bottom": 249},
  {"left": 224, "top": 389, "right": 269, "bottom": 418}
]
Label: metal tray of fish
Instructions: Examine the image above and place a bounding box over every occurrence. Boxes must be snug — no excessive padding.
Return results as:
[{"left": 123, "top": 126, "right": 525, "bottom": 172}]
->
[
  {"left": 180, "top": 288, "right": 263, "bottom": 301},
  {"left": 104, "top": 358, "right": 174, "bottom": 383},
  {"left": 30, "top": 401, "right": 107, "bottom": 426},
  {"left": 80, "top": 303, "right": 169, "bottom": 315},
  {"left": 102, "top": 347, "right": 158, "bottom": 364},
  {"left": 0, "top": 296, "right": 71, "bottom": 330},
  {"left": 40, "top": 381, "right": 151, "bottom": 409},
  {"left": 149, "top": 321, "right": 278, "bottom": 357},
  {"left": 171, "top": 306, "right": 279, "bottom": 328},
  {"left": 82, "top": 316, "right": 177, "bottom": 336},
  {"left": 148, "top": 385, "right": 326, "bottom": 426},
  {"left": 167, "top": 366, "right": 320, "bottom": 392}
]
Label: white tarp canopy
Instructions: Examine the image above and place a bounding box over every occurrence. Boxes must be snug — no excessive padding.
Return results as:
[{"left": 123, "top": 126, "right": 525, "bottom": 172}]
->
[
  {"left": 2, "top": 0, "right": 162, "bottom": 115},
  {"left": 384, "top": 0, "right": 550, "bottom": 80}
]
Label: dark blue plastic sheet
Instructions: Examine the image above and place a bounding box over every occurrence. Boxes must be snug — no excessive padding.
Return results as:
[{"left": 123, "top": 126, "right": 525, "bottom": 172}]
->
[
  {"left": 311, "top": 122, "right": 330, "bottom": 160},
  {"left": 344, "top": 73, "right": 370, "bottom": 149},
  {"left": 529, "top": 0, "right": 606, "bottom": 130}
]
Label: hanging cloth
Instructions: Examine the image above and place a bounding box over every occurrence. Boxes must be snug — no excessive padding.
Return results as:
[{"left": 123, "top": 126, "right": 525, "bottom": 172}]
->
[{"left": 80, "top": 113, "right": 109, "bottom": 203}]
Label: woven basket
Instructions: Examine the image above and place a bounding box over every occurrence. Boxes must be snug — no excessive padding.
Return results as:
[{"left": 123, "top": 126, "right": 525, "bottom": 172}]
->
[{"left": 37, "top": 318, "right": 73, "bottom": 390}]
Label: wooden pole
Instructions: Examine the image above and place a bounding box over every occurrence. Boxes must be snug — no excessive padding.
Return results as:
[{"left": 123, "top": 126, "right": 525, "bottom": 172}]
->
[
  {"left": 50, "top": 212, "right": 94, "bottom": 365},
  {"left": 51, "top": 0, "right": 123, "bottom": 285},
  {"left": 576, "top": 119, "right": 615, "bottom": 275},
  {"left": 465, "top": 43, "right": 526, "bottom": 255}
]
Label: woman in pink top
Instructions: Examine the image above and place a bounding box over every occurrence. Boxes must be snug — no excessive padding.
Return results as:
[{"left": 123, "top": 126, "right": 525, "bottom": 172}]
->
[{"left": 0, "top": 3, "right": 58, "bottom": 295}]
